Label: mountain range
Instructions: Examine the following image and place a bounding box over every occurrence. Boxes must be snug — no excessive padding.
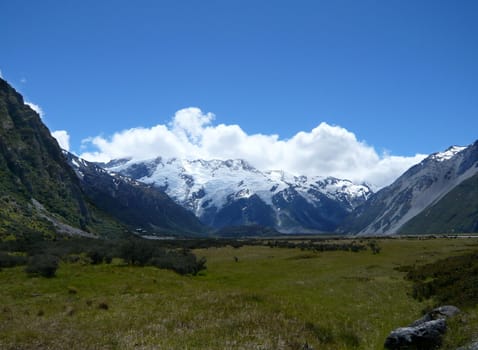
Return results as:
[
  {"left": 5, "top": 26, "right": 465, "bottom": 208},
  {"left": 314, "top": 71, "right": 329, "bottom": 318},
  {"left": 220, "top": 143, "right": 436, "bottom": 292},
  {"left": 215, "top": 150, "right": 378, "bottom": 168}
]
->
[
  {"left": 65, "top": 152, "right": 206, "bottom": 236},
  {"left": 101, "top": 157, "right": 371, "bottom": 233},
  {"left": 99, "top": 143, "right": 478, "bottom": 235},
  {"left": 0, "top": 76, "right": 477, "bottom": 237}
]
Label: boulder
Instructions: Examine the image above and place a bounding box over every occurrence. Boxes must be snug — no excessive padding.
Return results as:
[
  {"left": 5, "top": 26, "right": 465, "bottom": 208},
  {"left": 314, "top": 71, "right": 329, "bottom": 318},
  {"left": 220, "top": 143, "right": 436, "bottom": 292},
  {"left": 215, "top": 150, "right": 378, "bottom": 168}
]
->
[
  {"left": 384, "top": 305, "right": 460, "bottom": 350},
  {"left": 409, "top": 305, "right": 460, "bottom": 327},
  {"left": 384, "top": 319, "right": 446, "bottom": 350}
]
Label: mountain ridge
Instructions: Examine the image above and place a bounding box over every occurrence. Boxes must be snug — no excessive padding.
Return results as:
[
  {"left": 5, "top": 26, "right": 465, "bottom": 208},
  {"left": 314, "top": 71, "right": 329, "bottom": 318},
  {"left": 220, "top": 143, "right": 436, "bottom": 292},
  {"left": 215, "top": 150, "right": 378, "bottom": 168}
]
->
[
  {"left": 0, "top": 77, "right": 96, "bottom": 237},
  {"left": 65, "top": 152, "right": 207, "bottom": 236},
  {"left": 340, "top": 141, "right": 478, "bottom": 235},
  {"left": 0, "top": 77, "right": 207, "bottom": 239},
  {"left": 101, "top": 156, "right": 372, "bottom": 233}
]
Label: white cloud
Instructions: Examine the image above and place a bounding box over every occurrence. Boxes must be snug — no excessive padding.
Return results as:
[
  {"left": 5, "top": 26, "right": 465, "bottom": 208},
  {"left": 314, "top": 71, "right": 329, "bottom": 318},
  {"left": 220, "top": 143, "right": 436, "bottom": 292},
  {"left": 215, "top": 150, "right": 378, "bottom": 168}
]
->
[
  {"left": 80, "top": 107, "right": 426, "bottom": 188},
  {"left": 25, "top": 101, "right": 44, "bottom": 118},
  {"left": 51, "top": 130, "right": 70, "bottom": 151}
]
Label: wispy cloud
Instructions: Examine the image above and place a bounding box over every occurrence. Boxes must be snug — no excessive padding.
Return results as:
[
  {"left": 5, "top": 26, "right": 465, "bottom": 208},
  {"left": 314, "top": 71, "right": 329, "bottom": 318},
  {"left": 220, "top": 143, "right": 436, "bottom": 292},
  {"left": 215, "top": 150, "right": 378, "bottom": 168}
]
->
[
  {"left": 80, "top": 107, "right": 426, "bottom": 188},
  {"left": 51, "top": 130, "right": 70, "bottom": 151}
]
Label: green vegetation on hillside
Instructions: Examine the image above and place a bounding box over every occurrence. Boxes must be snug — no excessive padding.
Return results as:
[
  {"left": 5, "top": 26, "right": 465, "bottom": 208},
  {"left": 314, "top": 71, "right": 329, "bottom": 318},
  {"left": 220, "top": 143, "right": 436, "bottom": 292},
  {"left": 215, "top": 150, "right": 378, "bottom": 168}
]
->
[
  {"left": 0, "top": 78, "right": 92, "bottom": 233},
  {"left": 0, "top": 77, "right": 199, "bottom": 239}
]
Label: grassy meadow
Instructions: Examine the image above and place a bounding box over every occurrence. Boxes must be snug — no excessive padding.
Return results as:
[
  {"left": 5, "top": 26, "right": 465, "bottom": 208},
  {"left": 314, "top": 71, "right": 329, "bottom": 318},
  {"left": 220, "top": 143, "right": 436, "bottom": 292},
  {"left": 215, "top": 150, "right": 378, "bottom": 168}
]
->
[{"left": 1, "top": 237, "right": 478, "bottom": 349}]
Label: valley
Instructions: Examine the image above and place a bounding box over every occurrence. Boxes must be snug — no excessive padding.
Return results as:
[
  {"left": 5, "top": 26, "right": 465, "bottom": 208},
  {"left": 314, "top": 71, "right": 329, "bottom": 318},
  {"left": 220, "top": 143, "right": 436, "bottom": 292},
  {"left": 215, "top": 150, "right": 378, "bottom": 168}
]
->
[
  {"left": 1, "top": 236, "right": 478, "bottom": 349},
  {"left": 2, "top": 2, "right": 477, "bottom": 349},
  {"left": 1, "top": 75, "right": 477, "bottom": 349}
]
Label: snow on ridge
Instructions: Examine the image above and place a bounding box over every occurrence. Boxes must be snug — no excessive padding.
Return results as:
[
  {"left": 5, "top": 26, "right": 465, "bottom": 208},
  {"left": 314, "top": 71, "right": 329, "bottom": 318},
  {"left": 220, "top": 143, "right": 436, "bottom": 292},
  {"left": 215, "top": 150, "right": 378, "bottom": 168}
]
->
[
  {"left": 103, "top": 156, "right": 372, "bottom": 217},
  {"left": 430, "top": 146, "right": 466, "bottom": 162}
]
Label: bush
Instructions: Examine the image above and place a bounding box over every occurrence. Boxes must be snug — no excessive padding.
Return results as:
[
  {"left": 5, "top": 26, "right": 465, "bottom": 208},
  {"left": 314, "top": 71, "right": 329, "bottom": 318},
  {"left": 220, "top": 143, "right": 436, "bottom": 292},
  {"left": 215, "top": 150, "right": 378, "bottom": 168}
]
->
[
  {"left": 87, "top": 249, "right": 103, "bottom": 264},
  {"left": 118, "top": 239, "right": 155, "bottom": 266},
  {"left": 87, "top": 248, "right": 112, "bottom": 265},
  {"left": 150, "top": 250, "right": 207, "bottom": 275},
  {"left": 25, "top": 254, "right": 59, "bottom": 278},
  {"left": 0, "top": 251, "right": 27, "bottom": 268},
  {"left": 368, "top": 241, "right": 381, "bottom": 254},
  {"left": 401, "top": 251, "right": 478, "bottom": 308},
  {"left": 98, "top": 301, "right": 109, "bottom": 310}
]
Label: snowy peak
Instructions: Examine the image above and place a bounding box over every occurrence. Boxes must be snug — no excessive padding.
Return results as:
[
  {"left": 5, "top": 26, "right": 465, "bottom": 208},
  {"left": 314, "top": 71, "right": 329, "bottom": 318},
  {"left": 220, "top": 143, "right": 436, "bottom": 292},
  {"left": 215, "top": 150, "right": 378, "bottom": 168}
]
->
[
  {"left": 103, "top": 157, "right": 372, "bottom": 232},
  {"left": 429, "top": 145, "right": 466, "bottom": 162}
]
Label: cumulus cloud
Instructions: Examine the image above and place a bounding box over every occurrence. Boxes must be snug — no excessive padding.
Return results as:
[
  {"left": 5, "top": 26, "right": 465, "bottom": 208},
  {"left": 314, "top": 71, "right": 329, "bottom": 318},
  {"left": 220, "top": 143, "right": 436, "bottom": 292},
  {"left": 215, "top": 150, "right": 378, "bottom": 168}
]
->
[
  {"left": 51, "top": 130, "right": 70, "bottom": 151},
  {"left": 25, "top": 101, "right": 44, "bottom": 118},
  {"left": 80, "top": 107, "right": 426, "bottom": 188}
]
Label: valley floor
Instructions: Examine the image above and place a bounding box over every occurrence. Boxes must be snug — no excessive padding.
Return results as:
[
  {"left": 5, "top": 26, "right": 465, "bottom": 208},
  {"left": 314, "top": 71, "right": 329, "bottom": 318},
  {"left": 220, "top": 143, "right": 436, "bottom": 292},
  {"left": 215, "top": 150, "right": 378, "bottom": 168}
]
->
[{"left": 1, "top": 237, "right": 478, "bottom": 349}]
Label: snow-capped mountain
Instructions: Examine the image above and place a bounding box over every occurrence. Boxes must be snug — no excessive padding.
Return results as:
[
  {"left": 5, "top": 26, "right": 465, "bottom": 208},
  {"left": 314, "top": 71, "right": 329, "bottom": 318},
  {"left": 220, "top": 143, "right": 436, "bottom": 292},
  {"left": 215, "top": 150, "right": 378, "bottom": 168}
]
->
[
  {"left": 341, "top": 141, "right": 478, "bottom": 235},
  {"left": 65, "top": 152, "right": 206, "bottom": 236},
  {"left": 101, "top": 158, "right": 372, "bottom": 233}
]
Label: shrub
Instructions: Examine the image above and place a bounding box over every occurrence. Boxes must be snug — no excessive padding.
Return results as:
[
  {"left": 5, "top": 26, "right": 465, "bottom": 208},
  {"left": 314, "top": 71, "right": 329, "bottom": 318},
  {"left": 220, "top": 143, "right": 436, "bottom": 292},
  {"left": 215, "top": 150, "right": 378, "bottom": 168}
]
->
[
  {"left": 68, "top": 286, "right": 78, "bottom": 294},
  {"left": 25, "top": 254, "right": 59, "bottom": 278},
  {"left": 0, "top": 251, "right": 27, "bottom": 268},
  {"left": 118, "top": 239, "right": 155, "bottom": 266},
  {"left": 368, "top": 241, "right": 381, "bottom": 254},
  {"left": 86, "top": 248, "right": 112, "bottom": 265},
  {"left": 98, "top": 301, "right": 109, "bottom": 310},
  {"left": 402, "top": 251, "right": 478, "bottom": 308},
  {"left": 87, "top": 249, "right": 103, "bottom": 264},
  {"left": 150, "top": 250, "right": 207, "bottom": 275}
]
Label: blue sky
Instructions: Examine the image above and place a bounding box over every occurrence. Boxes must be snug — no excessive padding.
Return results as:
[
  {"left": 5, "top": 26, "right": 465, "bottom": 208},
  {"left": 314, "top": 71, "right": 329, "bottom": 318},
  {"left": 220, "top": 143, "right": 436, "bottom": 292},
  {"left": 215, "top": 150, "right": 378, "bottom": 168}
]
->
[{"left": 1, "top": 1, "right": 477, "bottom": 186}]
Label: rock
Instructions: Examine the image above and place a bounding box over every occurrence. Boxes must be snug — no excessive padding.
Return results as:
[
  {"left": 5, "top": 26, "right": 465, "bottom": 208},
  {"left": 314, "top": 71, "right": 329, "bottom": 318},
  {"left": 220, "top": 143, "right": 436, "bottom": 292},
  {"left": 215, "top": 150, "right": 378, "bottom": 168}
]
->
[
  {"left": 384, "top": 319, "right": 446, "bottom": 350},
  {"left": 433, "top": 305, "right": 461, "bottom": 318},
  {"left": 384, "top": 305, "right": 460, "bottom": 350},
  {"left": 409, "top": 305, "right": 461, "bottom": 327}
]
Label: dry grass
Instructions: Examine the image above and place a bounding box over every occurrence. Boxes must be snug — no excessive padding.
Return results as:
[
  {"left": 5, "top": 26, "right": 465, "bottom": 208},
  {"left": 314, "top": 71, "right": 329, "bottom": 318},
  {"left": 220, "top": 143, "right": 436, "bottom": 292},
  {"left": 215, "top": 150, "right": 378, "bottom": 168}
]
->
[{"left": 1, "top": 237, "right": 477, "bottom": 349}]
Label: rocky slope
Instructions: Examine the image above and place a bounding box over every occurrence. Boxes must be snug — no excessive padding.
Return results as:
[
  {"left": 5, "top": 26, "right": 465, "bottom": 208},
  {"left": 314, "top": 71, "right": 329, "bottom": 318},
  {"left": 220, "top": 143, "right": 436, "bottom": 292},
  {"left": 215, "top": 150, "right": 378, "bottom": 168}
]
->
[
  {"left": 341, "top": 142, "right": 478, "bottom": 235},
  {"left": 398, "top": 171, "right": 478, "bottom": 234},
  {"left": 0, "top": 77, "right": 95, "bottom": 237},
  {"left": 65, "top": 152, "right": 207, "bottom": 236}
]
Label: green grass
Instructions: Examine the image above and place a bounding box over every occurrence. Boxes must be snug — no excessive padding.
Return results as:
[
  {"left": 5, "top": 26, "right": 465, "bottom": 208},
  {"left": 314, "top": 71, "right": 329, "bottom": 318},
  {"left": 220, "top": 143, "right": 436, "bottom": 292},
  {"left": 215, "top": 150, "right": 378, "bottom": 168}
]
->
[{"left": 1, "top": 238, "right": 478, "bottom": 349}]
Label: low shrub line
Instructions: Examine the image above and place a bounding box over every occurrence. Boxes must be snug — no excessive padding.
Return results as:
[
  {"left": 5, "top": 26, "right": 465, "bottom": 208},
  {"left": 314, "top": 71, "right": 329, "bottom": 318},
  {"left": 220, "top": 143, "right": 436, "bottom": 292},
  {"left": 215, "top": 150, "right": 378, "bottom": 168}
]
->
[{"left": 0, "top": 236, "right": 207, "bottom": 277}]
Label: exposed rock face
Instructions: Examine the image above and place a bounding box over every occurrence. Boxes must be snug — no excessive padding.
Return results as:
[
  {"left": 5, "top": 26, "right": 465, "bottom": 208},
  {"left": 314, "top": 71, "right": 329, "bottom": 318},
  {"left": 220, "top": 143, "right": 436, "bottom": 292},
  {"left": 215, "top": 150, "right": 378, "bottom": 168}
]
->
[
  {"left": 341, "top": 142, "right": 478, "bottom": 235},
  {"left": 384, "top": 319, "right": 446, "bottom": 350},
  {"left": 384, "top": 305, "right": 460, "bottom": 350}
]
